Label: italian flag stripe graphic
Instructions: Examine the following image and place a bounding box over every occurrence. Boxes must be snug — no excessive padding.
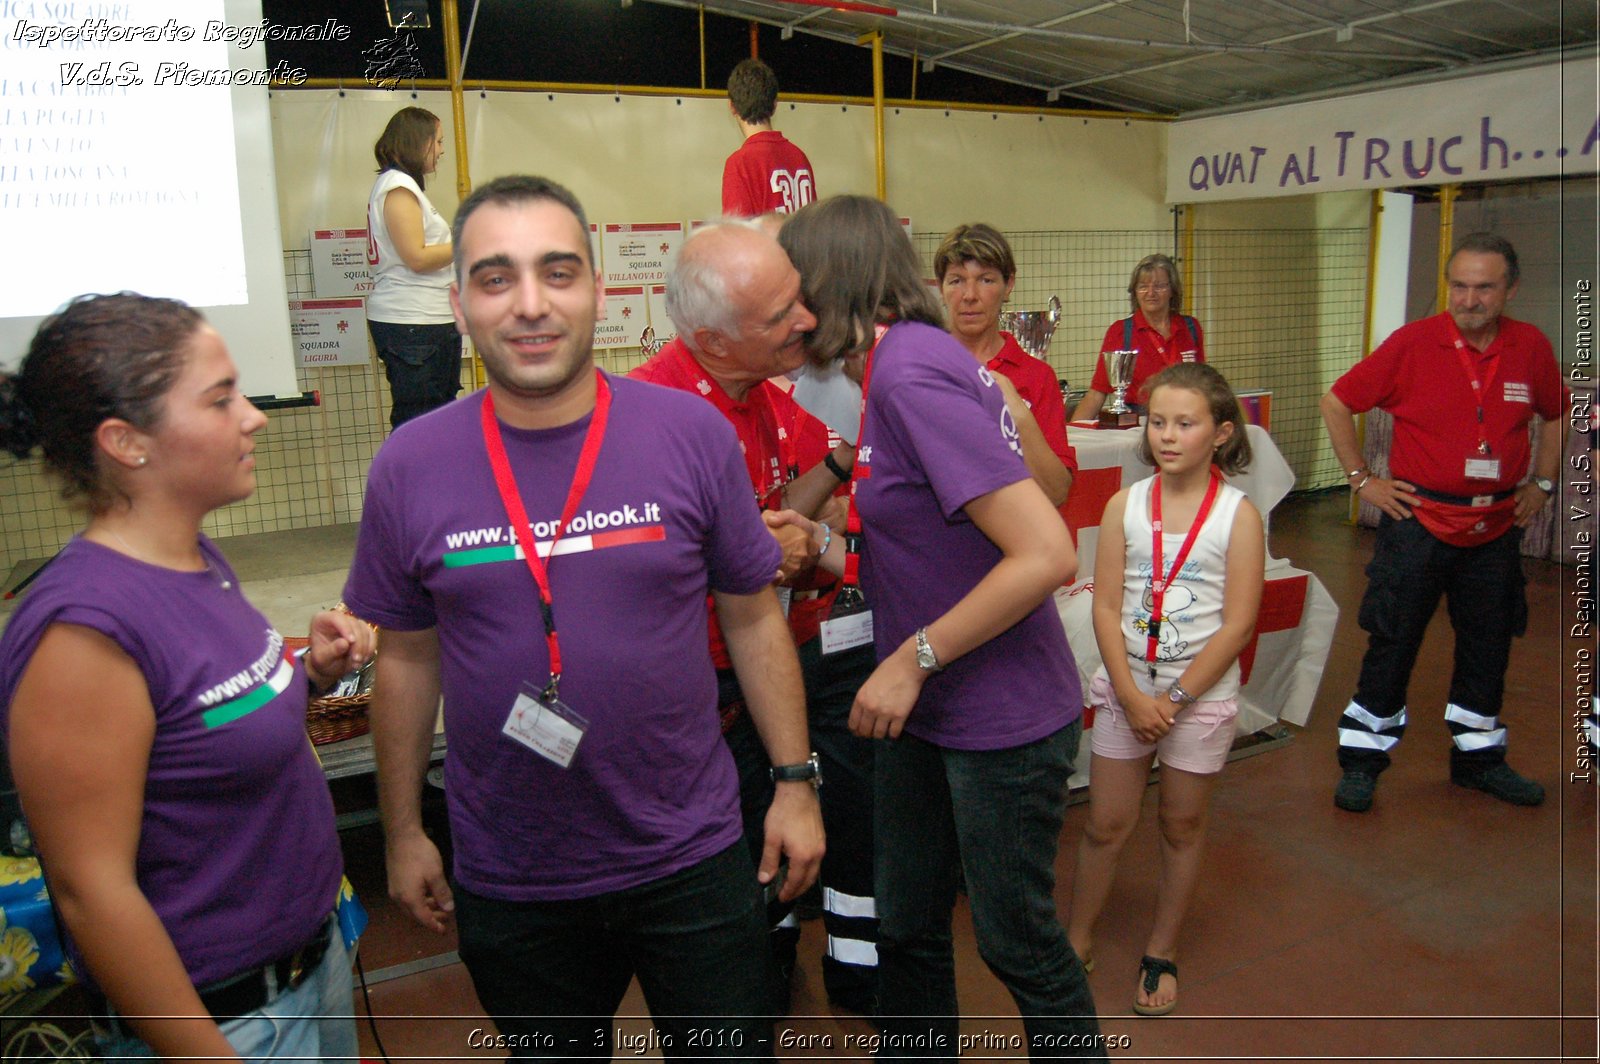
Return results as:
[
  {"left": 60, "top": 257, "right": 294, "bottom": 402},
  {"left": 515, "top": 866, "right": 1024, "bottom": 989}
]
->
[
  {"left": 202, "top": 658, "right": 296, "bottom": 729},
  {"left": 442, "top": 525, "right": 666, "bottom": 569}
]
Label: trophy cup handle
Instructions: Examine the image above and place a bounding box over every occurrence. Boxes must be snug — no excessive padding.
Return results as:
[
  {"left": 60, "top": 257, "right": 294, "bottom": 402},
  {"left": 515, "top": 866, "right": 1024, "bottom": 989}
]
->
[{"left": 1046, "top": 295, "right": 1061, "bottom": 327}]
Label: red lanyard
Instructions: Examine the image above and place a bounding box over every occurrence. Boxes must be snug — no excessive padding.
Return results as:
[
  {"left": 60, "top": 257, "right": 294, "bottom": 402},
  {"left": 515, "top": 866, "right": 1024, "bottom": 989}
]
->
[
  {"left": 667, "top": 342, "right": 795, "bottom": 507},
  {"left": 1446, "top": 320, "right": 1501, "bottom": 457},
  {"left": 1146, "top": 470, "right": 1220, "bottom": 676},
  {"left": 480, "top": 372, "right": 612, "bottom": 698},
  {"left": 841, "top": 323, "right": 892, "bottom": 590}
]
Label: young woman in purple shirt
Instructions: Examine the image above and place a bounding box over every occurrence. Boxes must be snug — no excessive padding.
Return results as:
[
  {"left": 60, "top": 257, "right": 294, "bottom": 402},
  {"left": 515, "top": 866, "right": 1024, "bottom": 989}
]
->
[
  {"left": 0, "top": 293, "right": 372, "bottom": 1061},
  {"left": 774, "top": 197, "right": 1106, "bottom": 1060}
]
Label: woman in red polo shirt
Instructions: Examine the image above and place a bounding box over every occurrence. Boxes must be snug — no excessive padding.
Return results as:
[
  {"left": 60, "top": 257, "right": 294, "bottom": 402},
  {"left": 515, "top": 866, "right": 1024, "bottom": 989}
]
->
[
  {"left": 935, "top": 223, "right": 1076, "bottom": 506},
  {"left": 1072, "top": 253, "right": 1205, "bottom": 423}
]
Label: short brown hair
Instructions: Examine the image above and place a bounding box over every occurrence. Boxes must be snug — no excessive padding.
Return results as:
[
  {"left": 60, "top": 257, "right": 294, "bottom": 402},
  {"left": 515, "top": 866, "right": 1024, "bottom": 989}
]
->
[
  {"left": 933, "top": 223, "right": 1016, "bottom": 285},
  {"left": 779, "top": 196, "right": 944, "bottom": 365},
  {"left": 374, "top": 106, "right": 439, "bottom": 190},
  {"left": 1, "top": 293, "right": 203, "bottom": 511},
  {"left": 1128, "top": 253, "right": 1183, "bottom": 316},
  {"left": 728, "top": 59, "right": 779, "bottom": 124},
  {"left": 1135, "top": 362, "right": 1253, "bottom": 475}
]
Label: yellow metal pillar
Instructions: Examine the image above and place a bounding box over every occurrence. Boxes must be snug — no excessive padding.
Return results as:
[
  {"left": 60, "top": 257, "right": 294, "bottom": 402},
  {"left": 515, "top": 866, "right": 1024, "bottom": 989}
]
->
[
  {"left": 440, "top": 0, "right": 477, "bottom": 384},
  {"left": 859, "top": 31, "right": 886, "bottom": 202},
  {"left": 1436, "top": 183, "right": 1459, "bottom": 310},
  {"left": 441, "top": 0, "right": 471, "bottom": 202}
]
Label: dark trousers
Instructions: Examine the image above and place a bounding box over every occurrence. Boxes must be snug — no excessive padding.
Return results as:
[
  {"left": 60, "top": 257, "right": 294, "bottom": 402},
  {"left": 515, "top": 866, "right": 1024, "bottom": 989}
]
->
[
  {"left": 1339, "top": 515, "right": 1528, "bottom": 776},
  {"left": 875, "top": 723, "right": 1103, "bottom": 1061},
  {"left": 798, "top": 638, "right": 880, "bottom": 1009},
  {"left": 719, "top": 643, "right": 880, "bottom": 1011},
  {"left": 367, "top": 320, "right": 463, "bottom": 429},
  {"left": 454, "top": 842, "right": 773, "bottom": 1061}
]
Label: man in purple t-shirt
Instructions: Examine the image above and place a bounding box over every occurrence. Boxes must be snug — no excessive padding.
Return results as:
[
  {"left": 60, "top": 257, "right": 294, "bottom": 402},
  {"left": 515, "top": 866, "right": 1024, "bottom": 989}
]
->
[{"left": 342, "top": 175, "right": 823, "bottom": 1057}]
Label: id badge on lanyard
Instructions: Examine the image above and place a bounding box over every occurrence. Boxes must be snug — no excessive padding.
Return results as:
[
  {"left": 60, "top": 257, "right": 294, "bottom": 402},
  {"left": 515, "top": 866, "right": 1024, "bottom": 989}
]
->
[
  {"left": 504, "top": 681, "right": 590, "bottom": 768},
  {"left": 1145, "top": 472, "right": 1220, "bottom": 681},
  {"left": 820, "top": 325, "right": 889, "bottom": 656},
  {"left": 481, "top": 376, "right": 610, "bottom": 769},
  {"left": 1449, "top": 322, "right": 1502, "bottom": 482}
]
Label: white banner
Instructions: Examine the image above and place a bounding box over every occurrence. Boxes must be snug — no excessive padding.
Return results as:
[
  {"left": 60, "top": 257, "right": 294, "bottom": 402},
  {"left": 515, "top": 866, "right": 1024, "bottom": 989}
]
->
[
  {"left": 601, "top": 222, "right": 685, "bottom": 287},
  {"left": 310, "top": 229, "right": 373, "bottom": 298},
  {"left": 1168, "top": 57, "right": 1598, "bottom": 203},
  {"left": 594, "top": 286, "right": 649, "bottom": 350},
  {"left": 291, "top": 298, "right": 368, "bottom": 367}
]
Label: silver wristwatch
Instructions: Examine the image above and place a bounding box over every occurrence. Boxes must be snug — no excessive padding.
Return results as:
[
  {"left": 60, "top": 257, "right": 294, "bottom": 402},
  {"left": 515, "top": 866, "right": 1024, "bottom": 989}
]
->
[
  {"left": 1531, "top": 476, "right": 1555, "bottom": 495},
  {"left": 1167, "top": 682, "right": 1198, "bottom": 709},
  {"left": 914, "top": 627, "right": 942, "bottom": 673}
]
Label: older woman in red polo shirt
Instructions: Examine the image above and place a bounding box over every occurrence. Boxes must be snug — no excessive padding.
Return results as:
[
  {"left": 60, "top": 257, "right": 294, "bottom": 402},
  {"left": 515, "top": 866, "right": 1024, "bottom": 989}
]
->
[{"left": 1072, "top": 253, "right": 1205, "bottom": 423}]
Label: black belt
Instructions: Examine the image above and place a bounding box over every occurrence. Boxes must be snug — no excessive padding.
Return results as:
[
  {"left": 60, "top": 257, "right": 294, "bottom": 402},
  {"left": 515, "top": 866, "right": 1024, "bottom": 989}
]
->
[
  {"left": 91, "top": 916, "right": 333, "bottom": 1025},
  {"left": 1411, "top": 484, "right": 1516, "bottom": 507}
]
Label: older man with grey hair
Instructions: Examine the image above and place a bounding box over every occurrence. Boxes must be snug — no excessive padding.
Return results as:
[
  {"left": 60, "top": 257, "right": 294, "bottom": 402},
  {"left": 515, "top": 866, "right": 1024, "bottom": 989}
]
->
[{"left": 630, "top": 219, "right": 880, "bottom": 1017}]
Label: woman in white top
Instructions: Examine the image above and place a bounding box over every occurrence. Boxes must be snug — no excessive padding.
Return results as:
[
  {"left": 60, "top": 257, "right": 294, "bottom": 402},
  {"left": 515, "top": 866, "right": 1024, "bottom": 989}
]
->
[{"left": 366, "top": 107, "right": 459, "bottom": 429}]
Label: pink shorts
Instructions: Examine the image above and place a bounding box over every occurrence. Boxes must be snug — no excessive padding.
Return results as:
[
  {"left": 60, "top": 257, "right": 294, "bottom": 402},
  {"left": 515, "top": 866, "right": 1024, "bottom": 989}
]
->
[{"left": 1088, "top": 673, "right": 1239, "bottom": 775}]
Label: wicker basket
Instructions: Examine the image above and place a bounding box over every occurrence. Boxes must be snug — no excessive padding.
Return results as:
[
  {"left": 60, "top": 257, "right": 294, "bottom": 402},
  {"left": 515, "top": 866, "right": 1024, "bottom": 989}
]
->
[{"left": 284, "top": 606, "right": 379, "bottom": 746}]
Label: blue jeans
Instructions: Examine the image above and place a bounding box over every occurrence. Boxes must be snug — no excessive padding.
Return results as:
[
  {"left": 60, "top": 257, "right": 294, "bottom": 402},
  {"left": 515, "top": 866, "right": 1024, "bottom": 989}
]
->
[
  {"left": 454, "top": 841, "right": 774, "bottom": 1060},
  {"left": 367, "top": 319, "right": 463, "bottom": 429},
  {"left": 92, "top": 921, "right": 356, "bottom": 1062},
  {"left": 875, "top": 722, "right": 1104, "bottom": 1061}
]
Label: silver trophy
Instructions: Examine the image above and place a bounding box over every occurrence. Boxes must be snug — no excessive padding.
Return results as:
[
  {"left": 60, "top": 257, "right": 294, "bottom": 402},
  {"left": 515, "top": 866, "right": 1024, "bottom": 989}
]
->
[
  {"left": 998, "top": 295, "right": 1062, "bottom": 360},
  {"left": 1100, "top": 349, "right": 1141, "bottom": 428}
]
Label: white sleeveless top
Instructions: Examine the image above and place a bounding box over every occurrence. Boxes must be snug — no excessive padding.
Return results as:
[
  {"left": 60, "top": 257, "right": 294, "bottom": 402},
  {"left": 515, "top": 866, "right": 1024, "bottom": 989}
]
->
[
  {"left": 1116, "top": 474, "right": 1245, "bottom": 699},
  {"left": 365, "top": 169, "right": 453, "bottom": 324}
]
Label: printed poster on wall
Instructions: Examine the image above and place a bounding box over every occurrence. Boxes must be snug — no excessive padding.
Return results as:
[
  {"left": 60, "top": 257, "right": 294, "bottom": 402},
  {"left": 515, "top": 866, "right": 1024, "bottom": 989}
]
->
[
  {"left": 601, "top": 223, "right": 685, "bottom": 287},
  {"left": 291, "top": 298, "right": 368, "bottom": 367},
  {"left": 595, "top": 286, "right": 650, "bottom": 350},
  {"left": 310, "top": 230, "right": 374, "bottom": 298}
]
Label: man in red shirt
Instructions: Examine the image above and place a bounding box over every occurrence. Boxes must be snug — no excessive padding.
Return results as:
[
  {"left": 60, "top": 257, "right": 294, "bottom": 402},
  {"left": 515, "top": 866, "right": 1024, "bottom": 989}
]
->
[
  {"left": 631, "top": 221, "right": 878, "bottom": 1015},
  {"left": 1321, "top": 233, "right": 1567, "bottom": 812},
  {"left": 722, "top": 58, "right": 817, "bottom": 217}
]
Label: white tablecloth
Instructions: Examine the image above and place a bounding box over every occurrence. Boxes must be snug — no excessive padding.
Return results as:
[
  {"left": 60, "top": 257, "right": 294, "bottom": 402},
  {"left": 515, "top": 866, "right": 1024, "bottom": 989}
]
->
[{"left": 1062, "top": 422, "right": 1296, "bottom": 568}]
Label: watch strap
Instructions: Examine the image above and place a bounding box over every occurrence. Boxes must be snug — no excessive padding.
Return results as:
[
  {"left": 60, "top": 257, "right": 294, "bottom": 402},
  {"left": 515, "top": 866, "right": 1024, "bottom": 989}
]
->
[{"left": 771, "top": 753, "right": 821, "bottom": 783}]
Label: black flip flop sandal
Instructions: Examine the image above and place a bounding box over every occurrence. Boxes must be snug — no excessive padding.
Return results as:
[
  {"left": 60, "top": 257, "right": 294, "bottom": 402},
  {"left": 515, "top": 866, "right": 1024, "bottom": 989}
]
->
[{"left": 1132, "top": 954, "right": 1178, "bottom": 1016}]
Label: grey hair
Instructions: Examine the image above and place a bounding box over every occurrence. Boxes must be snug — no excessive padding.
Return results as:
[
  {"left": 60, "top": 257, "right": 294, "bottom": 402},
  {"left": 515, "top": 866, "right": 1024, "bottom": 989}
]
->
[{"left": 665, "top": 218, "right": 765, "bottom": 351}]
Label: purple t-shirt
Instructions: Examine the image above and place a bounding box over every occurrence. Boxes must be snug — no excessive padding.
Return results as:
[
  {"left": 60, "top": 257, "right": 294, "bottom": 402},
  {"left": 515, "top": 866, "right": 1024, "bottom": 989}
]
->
[
  {"left": 0, "top": 537, "right": 342, "bottom": 989},
  {"left": 342, "top": 373, "right": 782, "bottom": 901},
  {"left": 856, "top": 321, "right": 1081, "bottom": 750}
]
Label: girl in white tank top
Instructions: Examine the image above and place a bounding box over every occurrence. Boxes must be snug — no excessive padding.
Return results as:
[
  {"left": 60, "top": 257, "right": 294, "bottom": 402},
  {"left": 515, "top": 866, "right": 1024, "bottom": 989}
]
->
[{"left": 1066, "top": 363, "right": 1265, "bottom": 1018}]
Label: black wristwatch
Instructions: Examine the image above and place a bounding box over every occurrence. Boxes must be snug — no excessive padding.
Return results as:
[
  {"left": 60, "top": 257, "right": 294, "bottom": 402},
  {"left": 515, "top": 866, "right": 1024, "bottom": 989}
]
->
[{"left": 771, "top": 752, "right": 822, "bottom": 786}]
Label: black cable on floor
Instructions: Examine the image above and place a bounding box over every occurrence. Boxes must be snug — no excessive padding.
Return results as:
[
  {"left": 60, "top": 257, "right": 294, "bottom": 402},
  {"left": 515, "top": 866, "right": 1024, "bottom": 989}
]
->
[{"left": 354, "top": 948, "right": 393, "bottom": 1064}]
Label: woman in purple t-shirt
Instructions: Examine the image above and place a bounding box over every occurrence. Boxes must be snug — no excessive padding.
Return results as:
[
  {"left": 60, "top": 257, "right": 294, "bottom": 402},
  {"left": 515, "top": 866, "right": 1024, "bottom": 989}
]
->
[
  {"left": 0, "top": 294, "right": 372, "bottom": 1061},
  {"left": 776, "top": 198, "right": 1104, "bottom": 1060}
]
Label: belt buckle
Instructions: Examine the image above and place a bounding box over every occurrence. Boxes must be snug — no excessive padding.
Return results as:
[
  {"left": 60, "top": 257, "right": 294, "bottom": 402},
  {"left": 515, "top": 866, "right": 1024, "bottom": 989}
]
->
[{"left": 1471, "top": 494, "right": 1493, "bottom": 508}]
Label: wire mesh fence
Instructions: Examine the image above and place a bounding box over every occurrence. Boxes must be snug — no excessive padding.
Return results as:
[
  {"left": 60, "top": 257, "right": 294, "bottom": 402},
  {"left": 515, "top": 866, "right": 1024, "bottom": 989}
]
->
[{"left": 1, "top": 231, "right": 1369, "bottom": 579}]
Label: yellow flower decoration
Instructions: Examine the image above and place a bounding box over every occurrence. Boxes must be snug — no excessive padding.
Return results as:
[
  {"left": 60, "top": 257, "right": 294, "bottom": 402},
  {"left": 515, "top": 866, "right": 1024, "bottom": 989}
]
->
[
  {"left": 0, "top": 857, "right": 41, "bottom": 889},
  {"left": 0, "top": 922, "right": 40, "bottom": 996}
]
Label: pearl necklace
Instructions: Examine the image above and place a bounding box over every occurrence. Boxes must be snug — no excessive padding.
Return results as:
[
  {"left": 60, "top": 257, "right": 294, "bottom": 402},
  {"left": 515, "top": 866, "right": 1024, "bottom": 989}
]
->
[{"left": 103, "top": 528, "right": 233, "bottom": 591}]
